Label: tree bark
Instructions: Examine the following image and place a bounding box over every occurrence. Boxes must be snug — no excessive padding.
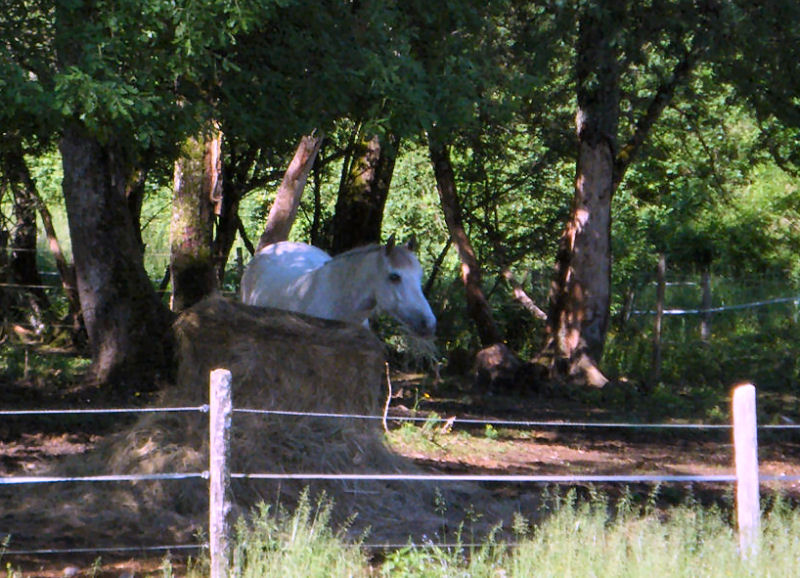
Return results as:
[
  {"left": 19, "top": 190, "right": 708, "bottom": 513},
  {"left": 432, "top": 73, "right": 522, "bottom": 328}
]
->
[
  {"left": 543, "top": 8, "right": 619, "bottom": 387},
  {"left": 331, "top": 132, "right": 398, "bottom": 254},
  {"left": 502, "top": 269, "right": 547, "bottom": 320},
  {"left": 212, "top": 130, "right": 254, "bottom": 280},
  {"left": 429, "top": 136, "right": 503, "bottom": 347},
  {"left": 2, "top": 146, "right": 51, "bottom": 319},
  {"left": 125, "top": 168, "right": 148, "bottom": 254},
  {"left": 256, "top": 133, "right": 323, "bottom": 251},
  {"left": 35, "top": 188, "right": 80, "bottom": 318},
  {"left": 60, "top": 122, "right": 174, "bottom": 389},
  {"left": 171, "top": 134, "right": 220, "bottom": 312},
  {"left": 211, "top": 188, "right": 242, "bottom": 283},
  {"left": 542, "top": 6, "right": 708, "bottom": 388}
]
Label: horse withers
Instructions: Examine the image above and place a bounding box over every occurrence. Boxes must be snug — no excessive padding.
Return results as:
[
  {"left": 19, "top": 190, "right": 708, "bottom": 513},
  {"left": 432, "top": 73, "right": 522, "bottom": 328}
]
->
[{"left": 240, "top": 236, "right": 436, "bottom": 338}]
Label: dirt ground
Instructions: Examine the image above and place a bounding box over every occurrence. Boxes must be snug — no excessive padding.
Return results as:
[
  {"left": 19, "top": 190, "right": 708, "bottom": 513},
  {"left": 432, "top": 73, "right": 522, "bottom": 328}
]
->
[{"left": 2, "top": 371, "right": 800, "bottom": 577}]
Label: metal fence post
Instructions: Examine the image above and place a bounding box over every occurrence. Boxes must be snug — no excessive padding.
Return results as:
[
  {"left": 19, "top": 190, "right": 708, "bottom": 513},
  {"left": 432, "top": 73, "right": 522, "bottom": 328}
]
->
[
  {"left": 210, "top": 369, "right": 233, "bottom": 578},
  {"left": 732, "top": 383, "right": 759, "bottom": 558}
]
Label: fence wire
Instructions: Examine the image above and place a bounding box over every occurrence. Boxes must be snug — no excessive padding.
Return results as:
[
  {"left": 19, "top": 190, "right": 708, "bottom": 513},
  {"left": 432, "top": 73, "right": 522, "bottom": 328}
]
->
[
  {"left": 234, "top": 407, "right": 800, "bottom": 430},
  {"left": 1, "top": 390, "right": 798, "bottom": 562},
  {"left": 0, "top": 544, "right": 206, "bottom": 557},
  {"left": 0, "top": 405, "right": 208, "bottom": 417}
]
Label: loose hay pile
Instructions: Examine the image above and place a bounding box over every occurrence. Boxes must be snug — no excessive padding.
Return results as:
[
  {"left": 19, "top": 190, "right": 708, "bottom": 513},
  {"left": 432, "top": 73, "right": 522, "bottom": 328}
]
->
[
  {"left": 167, "top": 296, "right": 441, "bottom": 540},
  {"left": 3, "top": 296, "right": 511, "bottom": 550}
]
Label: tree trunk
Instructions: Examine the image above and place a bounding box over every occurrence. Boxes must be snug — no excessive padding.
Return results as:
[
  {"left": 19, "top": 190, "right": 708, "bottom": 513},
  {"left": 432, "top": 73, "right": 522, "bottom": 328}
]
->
[
  {"left": 538, "top": 5, "right": 710, "bottom": 388},
  {"left": 331, "top": 132, "right": 398, "bottom": 254},
  {"left": 35, "top": 185, "right": 80, "bottom": 318},
  {"left": 171, "top": 134, "right": 220, "bottom": 312},
  {"left": 424, "top": 237, "right": 452, "bottom": 296},
  {"left": 212, "top": 187, "right": 242, "bottom": 283},
  {"left": 428, "top": 136, "right": 503, "bottom": 347},
  {"left": 2, "top": 146, "right": 51, "bottom": 320},
  {"left": 212, "top": 129, "right": 253, "bottom": 281},
  {"left": 256, "top": 133, "right": 323, "bottom": 251},
  {"left": 5, "top": 147, "right": 84, "bottom": 342},
  {"left": 125, "top": 168, "right": 148, "bottom": 254},
  {"left": 542, "top": 8, "right": 619, "bottom": 387},
  {"left": 310, "top": 149, "right": 324, "bottom": 247},
  {"left": 60, "top": 122, "right": 174, "bottom": 389}
]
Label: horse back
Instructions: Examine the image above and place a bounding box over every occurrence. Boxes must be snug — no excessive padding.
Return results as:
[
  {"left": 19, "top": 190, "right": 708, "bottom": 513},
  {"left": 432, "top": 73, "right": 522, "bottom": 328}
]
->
[
  {"left": 256, "top": 241, "right": 331, "bottom": 271},
  {"left": 240, "top": 242, "right": 331, "bottom": 307}
]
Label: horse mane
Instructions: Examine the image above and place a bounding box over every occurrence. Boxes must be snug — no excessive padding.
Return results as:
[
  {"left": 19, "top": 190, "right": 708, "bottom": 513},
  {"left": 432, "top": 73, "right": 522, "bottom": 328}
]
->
[
  {"left": 329, "top": 243, "right": 416, "bottom": 269},
  {"left": 332, "top": 244, "right": 383, "bottom": 260}
]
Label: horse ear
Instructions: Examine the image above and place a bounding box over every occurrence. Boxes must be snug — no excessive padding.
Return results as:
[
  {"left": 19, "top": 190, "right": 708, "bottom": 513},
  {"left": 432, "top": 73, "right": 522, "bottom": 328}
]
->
[
  {"left": 405, "top": 234, "right": 418, "bottom": 252},
  {"left": 385, "top": 234, "right": 396, "bottom": 254}
]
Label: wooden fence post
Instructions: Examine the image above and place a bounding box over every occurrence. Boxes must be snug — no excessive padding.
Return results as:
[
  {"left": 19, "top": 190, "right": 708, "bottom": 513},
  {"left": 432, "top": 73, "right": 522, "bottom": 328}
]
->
[
  {"left": 648, "top": 254, "right": 666, "bottom": 389},
  {"left": 732, "top": 383, "right": 759, "bottom": 558},
  {"left": 210, "top": 369, "right": 233, "bottom": 578},
  {"left": 700, "top": 268, "right": 712, "bottom": 342}
]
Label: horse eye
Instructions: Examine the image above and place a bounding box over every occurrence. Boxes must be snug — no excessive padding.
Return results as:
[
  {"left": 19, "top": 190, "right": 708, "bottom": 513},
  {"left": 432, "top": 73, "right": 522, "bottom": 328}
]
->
[{"left": 388, "top": 272, "right": 402, "bottom": 283}]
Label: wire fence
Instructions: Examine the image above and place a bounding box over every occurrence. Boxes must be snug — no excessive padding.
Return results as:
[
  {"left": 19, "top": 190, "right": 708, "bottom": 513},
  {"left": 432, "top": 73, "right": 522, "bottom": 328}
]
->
[
  {"left": 1, "top": 377, "right": 798, "bottom": 566},
  {"left": 632, "top": 295, "right": 800, "bottom": 316}
]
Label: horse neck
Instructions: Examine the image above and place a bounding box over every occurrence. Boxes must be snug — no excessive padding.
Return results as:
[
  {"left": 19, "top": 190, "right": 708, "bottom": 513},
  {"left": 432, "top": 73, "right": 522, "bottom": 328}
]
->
[{"left": 311, "top": 247, "right": 381, "bottom": 321}]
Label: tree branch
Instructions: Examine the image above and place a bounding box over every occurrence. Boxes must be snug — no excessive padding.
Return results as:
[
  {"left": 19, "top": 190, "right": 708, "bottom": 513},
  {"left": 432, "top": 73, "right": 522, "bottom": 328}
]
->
[
  {"left": 613, "top": 35, "right": 708, "bottom": 190},
  {"left": 502, "top": 268, "right": 547, "bottom": 320}
]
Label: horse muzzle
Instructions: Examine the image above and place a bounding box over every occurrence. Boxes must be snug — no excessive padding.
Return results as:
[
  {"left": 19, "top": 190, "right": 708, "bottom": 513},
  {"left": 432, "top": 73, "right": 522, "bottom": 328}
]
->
[{"left": 410, "top": 314, "right": 436, "bottom": 338}]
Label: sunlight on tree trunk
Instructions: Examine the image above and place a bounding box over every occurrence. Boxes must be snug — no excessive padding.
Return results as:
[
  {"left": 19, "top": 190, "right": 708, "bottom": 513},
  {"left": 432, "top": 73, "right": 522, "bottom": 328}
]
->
[
  {"left": 543, "top": 8, "right": 619, "bottom": 388},
  {"left": 649, "top": 254, "right": 666, "bottom": 389},
  {"left": 170, "top": 132, "right": 220, "bottom": 312}
]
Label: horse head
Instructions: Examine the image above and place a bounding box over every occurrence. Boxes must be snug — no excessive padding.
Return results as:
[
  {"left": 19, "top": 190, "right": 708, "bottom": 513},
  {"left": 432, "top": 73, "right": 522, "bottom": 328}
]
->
[{"left": 374, "top": 235, "right": 437, "bottom": 338}]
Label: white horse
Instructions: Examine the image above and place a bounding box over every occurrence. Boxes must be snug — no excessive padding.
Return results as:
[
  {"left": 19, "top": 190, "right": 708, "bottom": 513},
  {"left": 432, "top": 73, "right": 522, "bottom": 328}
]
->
[{"left": 240, "top": 236, "right": 436, "bottom": 337}]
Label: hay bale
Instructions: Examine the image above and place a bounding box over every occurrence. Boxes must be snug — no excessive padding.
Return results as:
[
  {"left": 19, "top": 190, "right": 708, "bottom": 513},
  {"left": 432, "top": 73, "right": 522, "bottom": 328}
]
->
[
  {"left": 1, "top": 297, "right": 525, "bottom": 550},
  {"left": 168, "top": 296, "right": 401, "bottom": 513},
  {"left": 163, "top": 297, "right": 465, "bottom": 541}
]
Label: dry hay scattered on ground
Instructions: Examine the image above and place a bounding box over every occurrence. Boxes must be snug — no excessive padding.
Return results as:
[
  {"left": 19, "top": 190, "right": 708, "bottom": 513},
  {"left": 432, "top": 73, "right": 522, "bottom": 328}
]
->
[{"left": 1, "top": 296, "right": 523, "bottom": 552}]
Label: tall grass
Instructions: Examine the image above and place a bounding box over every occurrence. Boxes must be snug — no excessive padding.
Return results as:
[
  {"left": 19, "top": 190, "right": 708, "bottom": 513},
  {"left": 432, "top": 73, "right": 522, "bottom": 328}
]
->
[
  {"left": 189, "top": 489, "right": 800, "bottom": 577},
  {"left": 189, "top": 490, "right": 371, "bottom": 577},
  {"left": 512, "top": 489, "right": 800, "bottom": 577}
]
